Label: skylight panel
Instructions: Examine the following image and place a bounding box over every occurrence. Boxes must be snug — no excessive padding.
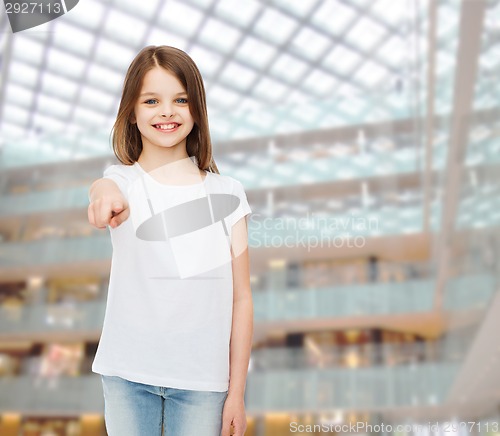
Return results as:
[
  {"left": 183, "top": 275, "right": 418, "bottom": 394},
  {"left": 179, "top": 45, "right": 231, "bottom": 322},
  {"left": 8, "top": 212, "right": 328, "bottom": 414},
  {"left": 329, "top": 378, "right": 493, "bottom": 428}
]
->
[
  {"left": 2, "top": 122, "right": 27, "bottom": 138},
  {"left": 290, "top": 103, "right": 323, "bottom": 125},
  {"left": 40, "top": 72, "right": 78, "bottom": 101},
  {"left": 479, "top": 45, "right": 500, "bottom": 71},
  {"left": 270, "top": 0, "right": 317, "bottom": 17},
  {"left": 2, "top": 105, "right": 31, "bottom": 125},
  {"left": 145, "top": 28, "right": 189, "bottom": 51},
  {"left": 245, "top": 111, "right": 276, "bottom": 131},
  {"left": 207, "top": 85, "right": 241, "bottom": 109},
  {"left": 336, "top": 82, "right": 361, "bottom": 99},
  {"left": 9, "top": 61, "right": 39, "bottom": 87},
  {"left": 370, "top": 0, "right": 406, "bottom": 26},
  {"left": 94, "top": 40, "right": 136, "bottom": 71},
  {"left": 319, "top": 113, "right": 344, "bottom": 128},
  {"left": 104, "top": 9, "right": 147, "bottom": 46},
  {"left": 291, "top": 27, "right": 332, "bottom": 61},
  {"left": 12, "top": 35, "right": 45, "bottom": 65},
  {"left": 53, "top": 22, "right": 95, "bottom": 57},
  {"left": 87, "top": 64, "right": 123, "bottom": 94},
  {"left": 269, "top": 53, "right": 310, "bottom": 82},
  {"left": 338, "top": 96, "right": 366, "bottom": 116},
  {"left": 79, "top": 133, "right": 109, "bottom": 151},
  {"left": 5, "top": 83, "right": 35, "bottom": 109},
  {"left": 231, "top": 96, "right": 262, "bottom": 114},
  {"left": 437, "top": 5, "right": 457, "bottom": 39},
  {"left": 189, "top": 45, "right": 224, "bottom": 77},
  {"left": 385, "top": 93, "right": 407, "bottom": 110},
  {"left": 253, "top": 77, "right": 288, "bottom": 102},
  {"left": 254, "top": 8, "right": 298, "bottom": 44},
  {"left": 322, "top": 45, "right": 362, "bottom": 75},
  {"left": 73, "top": 106, "right": 109, "bottom": 127},
  {"left": 208, "top": 115, "right": 232, "bottom": 137},
  {"left": 33, "top": 112, "right": 66, "bottom": 132},
  {"left": 37, "top": 93, "right": 72, "bottom": 118},
  {"left": 435, "top": 52, "right": 454, "bottom": 77},
  {"left": 234, "top": 36, "right": 277, "bottom": 69},
  {"left": 215, "top": 0, "right": 261, "bottom": 27},
  {"left": 474, "top": 93, "right": 497, "bottom": 110},
  {"left": 159, "top": 1, "right": 204, "bottom": 38},
  {"left": 79, "top": 86, "right": 115, "bottom": 113},
  {"left": 220, "top": 62, "right": 257, "bottom": 91},
  {"left": 117, "top": 0, "right": 162, "bottom": 20},
  {"left": 347, "top": 17, "right": 387, "bottom": 51},
  {"left": 233, "top": 125, "right": 265, "bottom": 139},
  {"left": 46, "top": 48, "right": 87, "bottom": 80},
  {"left": 354, "top": 61, "right": 387, "bottom": 87},
  {"left": 16, "top": 31, "right": 50, "bottom": 43},
  {"left": 303, "top": 70, "right": 339, "bottom": 95},
  {"left": 64, "top": 0, "right": 107, "bottom": 32},
  {"left": 286, "top": 89, "right": 312, "bottom": 104},
  {"left": 186, "top": 0, "right": 215, "bottom": 8},
  {"left": 311, "top": 1, "right": 356, "bottom": 36},
  {"left": 199, "top": 17, "right": 241, "bottom": 54},
  {"left": 377, "top": 36, "right": 406, "bottom": 68}
]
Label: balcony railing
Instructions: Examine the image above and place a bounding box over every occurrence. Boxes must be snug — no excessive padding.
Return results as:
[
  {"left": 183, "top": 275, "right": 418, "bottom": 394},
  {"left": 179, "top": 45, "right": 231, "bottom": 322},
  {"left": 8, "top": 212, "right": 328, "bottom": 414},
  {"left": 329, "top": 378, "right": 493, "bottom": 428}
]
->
[
  {"left": 250, "top": 340, "right": 469, "bottom": 371},
  {"left": 0, "top": 273, "right": 494, "bottom": 335},
  {"left": 245, "top": 362, "right": 458, "bottom": 411},
  {"left": 0, "top": 362, "right": 459, "bottom": 414},
  {"left": 1, "top": 185, "right": 499, "bottom": 236}
]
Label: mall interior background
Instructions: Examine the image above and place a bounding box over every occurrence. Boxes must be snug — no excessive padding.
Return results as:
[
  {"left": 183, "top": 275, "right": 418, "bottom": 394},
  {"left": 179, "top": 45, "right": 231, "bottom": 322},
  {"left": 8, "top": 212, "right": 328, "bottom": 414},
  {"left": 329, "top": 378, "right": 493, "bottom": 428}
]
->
[{"left": 0, "top": 0, "right": 499, "bottom": 434}]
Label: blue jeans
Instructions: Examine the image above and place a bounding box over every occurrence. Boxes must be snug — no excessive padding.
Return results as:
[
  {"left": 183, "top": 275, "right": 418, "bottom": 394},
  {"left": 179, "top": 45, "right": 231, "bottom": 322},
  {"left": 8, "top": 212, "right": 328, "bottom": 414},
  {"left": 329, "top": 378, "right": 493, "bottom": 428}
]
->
[{"left": 101, "top": 375, "right": 228, "bottom": 436}]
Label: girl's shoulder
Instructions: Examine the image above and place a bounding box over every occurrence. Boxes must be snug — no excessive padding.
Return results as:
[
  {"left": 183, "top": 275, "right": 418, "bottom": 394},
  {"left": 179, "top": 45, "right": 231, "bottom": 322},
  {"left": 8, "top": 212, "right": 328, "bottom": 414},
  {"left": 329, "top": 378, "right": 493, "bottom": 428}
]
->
[
  {"left": 102, "top": 163, "right": 142, "bottom": 198},
  {"left": 207, "top": 172, "right": 244, "bottom": 193},
  {"left": 104, "top": 162, "right": 140, "bottom": 178}
]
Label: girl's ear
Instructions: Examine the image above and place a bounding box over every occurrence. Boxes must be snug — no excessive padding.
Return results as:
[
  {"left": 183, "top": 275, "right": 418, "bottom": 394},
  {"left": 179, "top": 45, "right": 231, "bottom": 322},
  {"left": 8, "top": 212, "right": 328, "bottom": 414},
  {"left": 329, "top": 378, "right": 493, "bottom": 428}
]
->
[{"left": 129, "top": 113, "right": 136, "bottom": 124}]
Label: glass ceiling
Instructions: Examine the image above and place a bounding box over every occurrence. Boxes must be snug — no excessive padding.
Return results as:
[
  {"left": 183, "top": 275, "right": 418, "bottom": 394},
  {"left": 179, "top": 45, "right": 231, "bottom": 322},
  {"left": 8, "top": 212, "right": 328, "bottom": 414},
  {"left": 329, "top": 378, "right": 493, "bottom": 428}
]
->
[
  {"left": 0, "top": 0, "right": 498, "bottom": 167},
  {"left": 0, "top": 0, "right": 428, "bottom": 162}
]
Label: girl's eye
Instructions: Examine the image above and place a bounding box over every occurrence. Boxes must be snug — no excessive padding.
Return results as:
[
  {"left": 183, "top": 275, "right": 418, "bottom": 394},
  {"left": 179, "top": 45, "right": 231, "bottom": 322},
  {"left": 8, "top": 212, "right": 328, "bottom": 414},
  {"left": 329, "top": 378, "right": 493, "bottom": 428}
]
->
[
  {"left": 144, "top": 99, "right": 157, "bottom": 105},
  {"left": 176, "top": 98, "right": 188, "bottom": 104}
]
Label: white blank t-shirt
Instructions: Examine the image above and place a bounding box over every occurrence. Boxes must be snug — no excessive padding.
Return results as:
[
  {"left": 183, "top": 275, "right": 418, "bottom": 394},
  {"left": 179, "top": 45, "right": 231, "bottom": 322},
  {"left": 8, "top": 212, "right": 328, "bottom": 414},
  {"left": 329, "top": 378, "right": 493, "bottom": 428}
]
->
[{"left": 91, "top": 162, "right": 252, "bottom": 392}]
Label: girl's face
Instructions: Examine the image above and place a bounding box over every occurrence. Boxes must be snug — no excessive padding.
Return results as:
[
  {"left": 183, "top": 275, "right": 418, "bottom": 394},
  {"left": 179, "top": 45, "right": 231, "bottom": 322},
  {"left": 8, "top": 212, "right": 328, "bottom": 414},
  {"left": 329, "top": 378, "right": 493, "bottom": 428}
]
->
[{"left": 132, "top": 67, "right": 194, "bottom": 155}]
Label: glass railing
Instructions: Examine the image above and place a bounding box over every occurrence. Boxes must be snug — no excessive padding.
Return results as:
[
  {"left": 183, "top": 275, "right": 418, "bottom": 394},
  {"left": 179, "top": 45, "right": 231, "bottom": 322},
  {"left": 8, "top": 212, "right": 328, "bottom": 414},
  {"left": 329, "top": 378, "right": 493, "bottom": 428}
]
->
[
  {"left": 246, "top": 362, "right": 458, "bottom": 410},
  {"left": 0, "top": 236, "right": 112, "bottom": 267},
  {"left": 254, "top": 260, "right": 434, "bottom": 291},
  {"left": 0, "top": 281, "right": 434, "bottom": 333},
  {"left": 0, "top": 374, "right": 104, "bottom": 413},
  {"left": 0, "top": 186, "right": 89, "bottom": 216},
  {"left": 0, "top": 273, "right": 496, "bottom": 326},
  {"left": 250, "top": 340, "right": 467, "bottom": 371},
  {"left": 0, "top": 300, "right": 106, "bottom": 334},
  {"left": 0, "top": 361, "right": 458, "bottom": 413},
  {"left": 2, "top": 186, "right": 500, "bottom": 237},
  {"left": 444, "top": 273, "right": 497, "bottom": 311},
  {"left": 253, "top": 279, "right": 435, "bottom": 320}
]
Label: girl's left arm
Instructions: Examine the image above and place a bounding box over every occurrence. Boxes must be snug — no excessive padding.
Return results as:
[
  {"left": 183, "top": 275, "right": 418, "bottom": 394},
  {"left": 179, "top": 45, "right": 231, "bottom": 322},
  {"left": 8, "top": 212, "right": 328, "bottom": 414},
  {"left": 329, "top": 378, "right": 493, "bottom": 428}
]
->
[{"left": 222, "top": 216, "right": 253, "bottom": 436}]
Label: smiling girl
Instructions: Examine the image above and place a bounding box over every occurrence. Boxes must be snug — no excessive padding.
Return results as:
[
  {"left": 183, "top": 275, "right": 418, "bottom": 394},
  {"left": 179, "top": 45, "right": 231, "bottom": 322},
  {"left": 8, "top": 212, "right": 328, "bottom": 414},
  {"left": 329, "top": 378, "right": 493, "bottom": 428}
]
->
[{"left": 88, "top": 46, "right": 253, "bottom": 436}]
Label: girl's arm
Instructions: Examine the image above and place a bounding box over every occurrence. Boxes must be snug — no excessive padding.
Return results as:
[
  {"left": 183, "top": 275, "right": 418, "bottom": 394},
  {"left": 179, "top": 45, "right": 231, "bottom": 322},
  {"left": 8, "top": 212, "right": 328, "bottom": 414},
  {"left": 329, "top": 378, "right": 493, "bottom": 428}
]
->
[
  {"left": 222, "top": 216, "right": 253, "bottom": 436},
  {"left": 88, "top": 178, "right": 129, "bottom": 229}
]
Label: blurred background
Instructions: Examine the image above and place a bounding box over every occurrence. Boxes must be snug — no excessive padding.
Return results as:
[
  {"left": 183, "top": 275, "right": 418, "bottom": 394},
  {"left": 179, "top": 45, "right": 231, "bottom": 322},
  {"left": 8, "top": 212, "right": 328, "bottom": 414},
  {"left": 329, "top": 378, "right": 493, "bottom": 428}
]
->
[{"left": 0, "top": 0, "right": 499, "bottom": 434}]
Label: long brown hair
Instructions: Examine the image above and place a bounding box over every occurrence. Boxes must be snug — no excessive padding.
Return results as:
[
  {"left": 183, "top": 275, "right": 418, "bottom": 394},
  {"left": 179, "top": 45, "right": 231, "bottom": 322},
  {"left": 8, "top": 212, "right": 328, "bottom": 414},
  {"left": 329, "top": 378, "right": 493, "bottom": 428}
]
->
[{"left": 111, "top": 45, "right": 219, "bottom": 174}]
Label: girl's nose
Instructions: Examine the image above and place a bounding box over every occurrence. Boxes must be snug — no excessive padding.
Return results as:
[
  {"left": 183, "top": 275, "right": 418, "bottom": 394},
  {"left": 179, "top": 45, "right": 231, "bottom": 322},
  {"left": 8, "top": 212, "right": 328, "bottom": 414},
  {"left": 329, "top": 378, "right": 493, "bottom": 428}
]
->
[{"left": 160, "top": 104, "right": 175, "bottom": 117}]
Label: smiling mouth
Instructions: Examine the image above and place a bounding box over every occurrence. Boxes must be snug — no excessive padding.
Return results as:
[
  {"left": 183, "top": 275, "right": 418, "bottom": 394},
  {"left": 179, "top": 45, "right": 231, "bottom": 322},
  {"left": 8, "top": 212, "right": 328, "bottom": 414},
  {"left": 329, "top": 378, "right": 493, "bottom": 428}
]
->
[{"left": 153, "top": 123, "right": 180, "bottom": 131}]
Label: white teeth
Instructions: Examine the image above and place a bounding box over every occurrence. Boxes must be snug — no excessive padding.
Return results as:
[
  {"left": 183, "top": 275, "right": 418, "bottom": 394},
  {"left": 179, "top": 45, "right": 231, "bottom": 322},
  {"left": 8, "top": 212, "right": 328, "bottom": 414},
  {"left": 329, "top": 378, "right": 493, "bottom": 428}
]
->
[{"left": 156, "top": 123, "right": 177, "bottom": 130}]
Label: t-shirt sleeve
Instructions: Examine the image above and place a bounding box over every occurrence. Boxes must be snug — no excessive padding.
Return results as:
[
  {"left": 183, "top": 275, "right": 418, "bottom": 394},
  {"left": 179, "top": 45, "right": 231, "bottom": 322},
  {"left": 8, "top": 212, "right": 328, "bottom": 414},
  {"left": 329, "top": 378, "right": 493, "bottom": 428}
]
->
[
  {"left": 88, "top": 164, "right": 129, "bottom": 202},
  {"left": 226, "top": 178, "right": 252, "bottom": 229},
  {"left": 102, "top": 165, "right": 129, "bottom": 197}
]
